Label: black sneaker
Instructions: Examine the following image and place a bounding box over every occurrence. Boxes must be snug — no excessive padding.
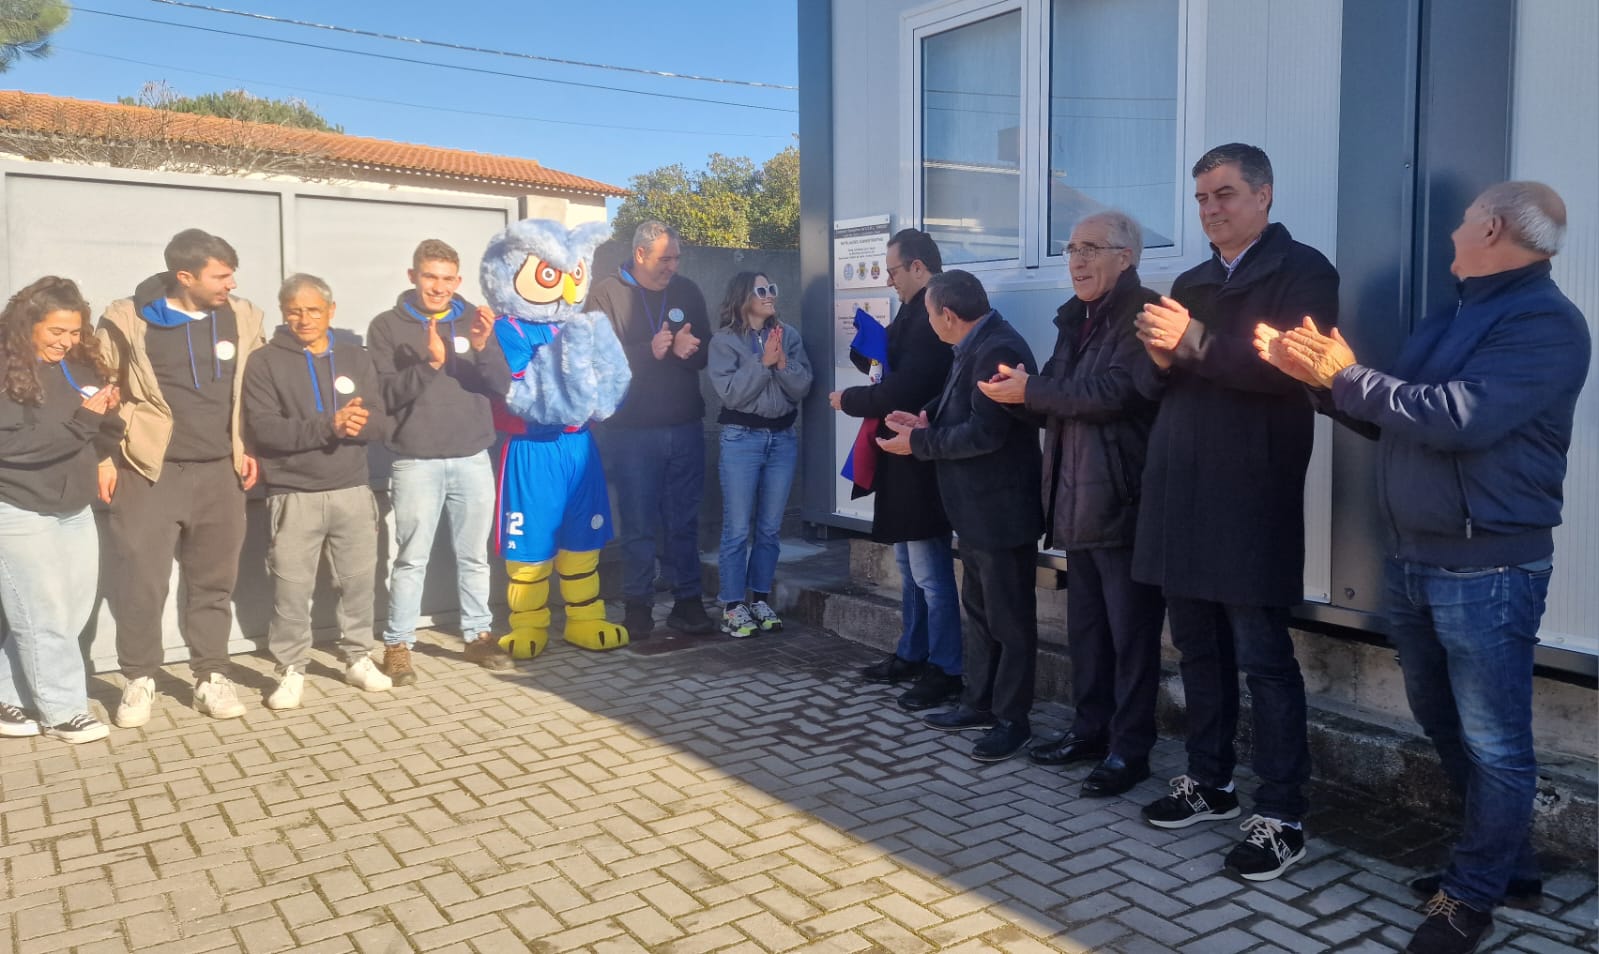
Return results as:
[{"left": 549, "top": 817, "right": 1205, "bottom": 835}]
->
[
  {"left": 0, "top": 701, "right": 39, "bottom": 738},
  {"left": 44, "top": 713, "right": 110, "bottom": 744},
  {"left": 923, "top": 706, "right": 997, "bottom": 731},
  {"left": 666, "top": 598, "right": 715, "bottom": 635},
  {"left": 1225, "top": 814, "right": 1307, "bottom": 881},
  {"left": 971, "top": 721, "right": 1032, "bottom": 762},
  {"left": 860, "top": 653, "right": 923, "bottom": 684},
  {"left": 1405, "top": 892, "right": 1494, "bottom": 953},
  {"left": 1409, "top": 873, "right": 1542, "bottom": 908},
  {"left": 623, "top": 600, "right": 655, "bottom": 639},
  {"left": 897, "top": 667, "right": 962, "bottom": 711},
  {"left": 1142, "top": 774, "right": 1241, "bottom": 829}
]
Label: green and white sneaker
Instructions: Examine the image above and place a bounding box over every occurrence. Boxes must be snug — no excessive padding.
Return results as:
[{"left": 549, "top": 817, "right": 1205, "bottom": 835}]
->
[
  {"left": 721, "top": 604, "right": 758, "bottom": 639},
  {"left": 750, "top": 600, "right": 783, "bottom": 632}
]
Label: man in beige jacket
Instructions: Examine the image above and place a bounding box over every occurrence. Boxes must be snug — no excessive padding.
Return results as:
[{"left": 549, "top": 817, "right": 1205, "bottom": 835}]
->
[{"left": 97, "top": 229, "right": 265, "bottom": 726}]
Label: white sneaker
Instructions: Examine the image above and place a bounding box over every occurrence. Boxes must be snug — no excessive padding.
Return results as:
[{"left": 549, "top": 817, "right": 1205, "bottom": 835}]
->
[
  {"left": 194, "top": 673, "right": 246, "bottom": 719},
  {"left": 266, "top": 668, "right": 305, "bottom": 710},
  {"left": 750, "top": 600, "right": 783, "bottom": 632},
  {"left": 345, "top": 656, "right": 392, "bottom": 692},
  {"left": 115, "top": 676, "right": 156, "bottom": 728},
  {"left": 45, "top": 713, "right": 111, "bottom": 744}
]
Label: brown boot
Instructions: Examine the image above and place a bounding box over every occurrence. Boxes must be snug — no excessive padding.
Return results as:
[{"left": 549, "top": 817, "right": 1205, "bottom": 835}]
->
[
  {"left": 381, "top": 643, "right": 417, "bottom": 686},
  {"left": 464, "top": 633, "right": 514, "bottom": 671}
]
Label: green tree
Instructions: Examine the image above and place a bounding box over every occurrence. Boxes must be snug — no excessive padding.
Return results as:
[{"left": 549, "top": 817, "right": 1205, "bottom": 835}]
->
[
  {"left": 0, "top": 0, "right": 68, "bottom": 73},
  {"left": 613, "top": 144, "right": 798, "bottom": 250},
  {"left": 119, "top": 83, "right": 343, "bottom": 133}
]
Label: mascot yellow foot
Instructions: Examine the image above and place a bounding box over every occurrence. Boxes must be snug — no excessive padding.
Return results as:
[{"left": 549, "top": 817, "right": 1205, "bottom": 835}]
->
[
  {"left": 556, "top": 549, "right": 628, "bottom": 650},
  {"left": 503, "top": 559, "right": 551, "bottom": 659}
]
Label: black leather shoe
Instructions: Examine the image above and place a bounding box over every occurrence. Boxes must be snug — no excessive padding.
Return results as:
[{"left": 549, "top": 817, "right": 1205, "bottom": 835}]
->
[
  {"left": 666, "top": 599, "right": 715, "bottom": 635},
  {"left": 860, "top": 653, "right": 923, "bottom": 684},
  {"left": 897, "top": 667, "right": 963, "bottom": 711},
  {"left": 1080, "top": 755, "right": 1151, "bottom": 797},
  {"left": 1409, "top": 873, "right": 1543, "bottom": 907},
  {"left": 622, "top": 601, "right": 654, "bottom": 639},
  {"left": 923, "top": 706, "right": 997, "bottom": 731},
  {"left": 1027, "top": 732, "right": 1108, "bottom": 766},
  {"left": 971, "top": 721, "right": 1032, "bottom": 762}
]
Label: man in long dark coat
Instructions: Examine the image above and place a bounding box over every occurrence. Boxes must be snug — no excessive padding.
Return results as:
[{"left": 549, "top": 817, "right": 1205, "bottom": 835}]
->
[
  {"left": 1132, "top": 143, "right": 1339, "bottom": 882},
  {"left": 831, "top": 229, "right": 963, "bottom": 711}
]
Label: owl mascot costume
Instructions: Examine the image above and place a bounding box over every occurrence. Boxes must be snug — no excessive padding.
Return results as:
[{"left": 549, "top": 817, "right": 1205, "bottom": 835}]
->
[{"left": 480, "top": 219, "right": 632, "bottom": 657}]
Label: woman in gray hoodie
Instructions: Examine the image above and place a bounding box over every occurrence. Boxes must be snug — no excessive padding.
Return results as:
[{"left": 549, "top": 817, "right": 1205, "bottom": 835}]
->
[{"left": 707, "top": 272, "right": 812, "bottom": 638}]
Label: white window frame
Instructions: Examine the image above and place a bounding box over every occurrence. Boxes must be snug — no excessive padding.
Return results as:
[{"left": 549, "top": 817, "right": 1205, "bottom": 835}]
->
[{"left": 902, "top": 0, "right": 1205, "bottom": 289}]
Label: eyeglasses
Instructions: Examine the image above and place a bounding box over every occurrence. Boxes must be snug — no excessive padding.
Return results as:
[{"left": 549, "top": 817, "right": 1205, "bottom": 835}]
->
[
  {"left": 885, "top": 263, "right": 907, "bottom": 278},
  {"left": 1064, "top": 243, "right": 1128, "bottom": 260},
  {"left": 753, "top": 283, "right": 779, "bottom": 299}
]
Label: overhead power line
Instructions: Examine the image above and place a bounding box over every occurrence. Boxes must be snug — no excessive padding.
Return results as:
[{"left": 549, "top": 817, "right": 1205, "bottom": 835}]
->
[
  {"left": 73, "top": 7, "right": 798, "bottom": 114},
  {"left": 144, "top": 0, "right": 799, "bottom": 92},
  {"left": 58, "top": 46, "right": 795, "bottom": 140}
]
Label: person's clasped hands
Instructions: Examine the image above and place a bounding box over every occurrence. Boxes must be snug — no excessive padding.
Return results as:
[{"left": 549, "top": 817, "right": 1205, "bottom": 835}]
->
[{"left": 1253, "top": 316, "right": 1356, "bottom": 389}]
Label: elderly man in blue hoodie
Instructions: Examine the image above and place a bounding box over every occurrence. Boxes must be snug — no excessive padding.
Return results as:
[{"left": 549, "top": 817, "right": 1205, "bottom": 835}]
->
[{"left": 1256, "top": 181, "right": 1590, "bottom": 954}]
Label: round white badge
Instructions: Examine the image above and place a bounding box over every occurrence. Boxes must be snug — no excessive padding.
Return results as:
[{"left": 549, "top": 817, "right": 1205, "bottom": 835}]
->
[
  {"left": 668, "top": 308, "right": 685, "bottom": 325},
  {"left": 590, "top": 514, "right": 605, "bottom": 531},
  {"left": 453, "top": 335, "right": 470, "bottom": 354},
  {"left": 79, "top": 385, "right": 100, "bottom": 398},
  {"left": 333, "top": 375, "right": 356, "bottom": 395},
  {"left": 214, "top": 340, "right": 237, "bottom": 361}
]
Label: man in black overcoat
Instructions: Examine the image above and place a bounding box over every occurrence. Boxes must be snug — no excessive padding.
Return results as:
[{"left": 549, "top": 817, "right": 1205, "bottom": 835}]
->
[
  {"left": 1132, "top": 143, "right": 1339, "bottom": 882},
  {"left": 879, "top": 270, "right": 1043, "bottom": 763},
  {"left": 831, "top": 229, "right": 964, "bottom": 711}
]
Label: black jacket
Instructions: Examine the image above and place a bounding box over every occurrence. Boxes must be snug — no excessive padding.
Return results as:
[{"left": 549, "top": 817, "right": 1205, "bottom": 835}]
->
[
  {"left": 0, "top": 357, "right": 122, "bottom": 512},
  {"left": 242, "top": 327, "right": 389, "bottom": 495},
  {"left": 839, "top": 287, "right": 954, "bottom": 542},
  {"left": 1027, "top": 269, "right": 1161, "bottom": 551},
  {"left": 910, "top": 311, "right": 1043, "bottom": 551},
  {"left": 585, "top": 269, "right": 710, "bottom": 429},
  {"left": 366, "top": 292, "right": 495, "bottom": 459},
  {"left": 1133, "top": 223, "right": 1339, "bottom": 606}
]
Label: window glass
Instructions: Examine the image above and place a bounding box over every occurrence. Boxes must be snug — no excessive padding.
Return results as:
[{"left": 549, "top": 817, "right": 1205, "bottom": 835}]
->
[
  {"left": 1048, "top": 0, "right": 1181, "bottom": 253},
  {"left": 921, "top": 11, "right": 1023, "bottom": 264}
]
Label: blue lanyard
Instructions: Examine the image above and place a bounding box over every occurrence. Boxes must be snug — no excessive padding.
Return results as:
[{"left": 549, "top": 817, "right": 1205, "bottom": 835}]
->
[
  {"left": 639, "top": 287, "right": 670, "bottom": 334},
  {"left": 303, "top": 347, "right": 338, "bottom": 414},
  {"left": 58, "top": 361, "right": 83, "bottom": 393}
]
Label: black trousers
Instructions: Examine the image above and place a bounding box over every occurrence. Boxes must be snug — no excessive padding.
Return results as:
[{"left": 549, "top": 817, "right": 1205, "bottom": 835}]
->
[
  {"left": 1166, "top": 597, "right": 1311, "bottom": 822},
  {"left": 958, "top": 543, "right": 1038, "bottom": 725},
  {"left": 1065, "top": 546, "right": 1166, "bottom": 762},
  {"left": 108, "top": 458, "right": 246, "bottom": 681}
]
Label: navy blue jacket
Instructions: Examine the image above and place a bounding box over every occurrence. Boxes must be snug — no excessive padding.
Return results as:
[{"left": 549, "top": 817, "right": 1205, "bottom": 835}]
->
[
  {"left": 1328, "top": 260, "right": 1590, "bottom": 567},
  {"left": 910, "top": 311, "right": 1043, "bottom": 551}
]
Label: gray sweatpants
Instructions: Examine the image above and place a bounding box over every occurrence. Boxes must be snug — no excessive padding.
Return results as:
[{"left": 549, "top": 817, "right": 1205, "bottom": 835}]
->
[{"left": 266, "top": 485, "right": 379, "bottom": 673}]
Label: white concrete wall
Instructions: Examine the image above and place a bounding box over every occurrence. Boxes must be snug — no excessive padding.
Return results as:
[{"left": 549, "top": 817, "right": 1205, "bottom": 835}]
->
[{"left": 1510, "top": 0, "right": 1599, "bottom": 658}]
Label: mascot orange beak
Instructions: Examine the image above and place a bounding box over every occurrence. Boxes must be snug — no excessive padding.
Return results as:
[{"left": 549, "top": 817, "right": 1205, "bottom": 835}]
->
[{"left": 561, "top": 273, "right": 579, "bottom": 304}]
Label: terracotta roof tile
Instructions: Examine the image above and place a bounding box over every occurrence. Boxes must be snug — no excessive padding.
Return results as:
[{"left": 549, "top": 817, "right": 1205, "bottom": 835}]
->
[{"left": 0, "top": 89, "right": 628, "bottom": 197}]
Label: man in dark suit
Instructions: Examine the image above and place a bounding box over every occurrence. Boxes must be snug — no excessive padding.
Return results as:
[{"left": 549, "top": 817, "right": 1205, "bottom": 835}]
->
[
  {"left": 1132, "top": 143, "right": 1339, "bottom": 882},
  {"left": 878, "top": 270, "right": 1043, "bottom": 762},
  {"left": 831, "top": 229, "right": 963, "bottom": 711}
]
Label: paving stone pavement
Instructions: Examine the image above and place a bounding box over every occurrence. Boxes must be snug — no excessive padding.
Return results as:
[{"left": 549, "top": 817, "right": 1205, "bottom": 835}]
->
[{"left": 2, "top": 621, "right": 1594, "bottom": 954}]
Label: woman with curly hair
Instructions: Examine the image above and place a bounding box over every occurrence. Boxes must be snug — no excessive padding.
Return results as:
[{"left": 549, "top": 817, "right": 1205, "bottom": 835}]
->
[
  {"left": 706, "top": 272, "right": 811, "bottom": 638},
  {"left": 0, "top": 276, "right": 123, "bottom": 744}
]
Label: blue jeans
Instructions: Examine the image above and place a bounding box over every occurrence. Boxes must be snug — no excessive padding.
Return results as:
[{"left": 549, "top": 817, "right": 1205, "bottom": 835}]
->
[
  {"left": 1166, "top": 598, "right": 1310, "bottom": 822},
  {"left": 0, "top": 504, "right": 98, "bottom": 724},
  {"left": 1384, "top": 557, "right": 1550, "bottom": 910},
  {"left": 383, "top": 451, "right": 495, "bottom": 645},
  {"left": 893, "top": 535, "right": 963, "bottom": 676},
  {"left": 717, "top": 425, "right": 798, "bottom": 603},
  {"left": 604, "top": 421, "right": 706, "bottom": 602}
]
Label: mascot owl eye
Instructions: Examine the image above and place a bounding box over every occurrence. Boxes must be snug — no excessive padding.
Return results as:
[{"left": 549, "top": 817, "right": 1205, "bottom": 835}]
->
[{"left": 514, "top": 256, "right": 568, "bottom": 305}]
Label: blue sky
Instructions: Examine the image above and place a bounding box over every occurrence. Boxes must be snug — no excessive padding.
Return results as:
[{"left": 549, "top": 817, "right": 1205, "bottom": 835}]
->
[{"left": 3, "top": 0, "right": 800, "bottom": 207}]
